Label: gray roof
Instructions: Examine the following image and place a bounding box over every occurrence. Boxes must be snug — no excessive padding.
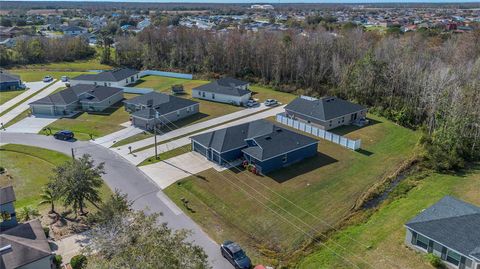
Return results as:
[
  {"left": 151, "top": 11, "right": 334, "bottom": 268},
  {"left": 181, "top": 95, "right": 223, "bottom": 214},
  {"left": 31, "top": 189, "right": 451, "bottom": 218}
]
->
[
  {"left": 406, "top": 196, "right": 480, "bottom": 261},
  {"left": 191, "top": 119, "right": 317, "bottom": 159},
  {"left": 193, "top": 77, "right": 251, "bottom": 97},
  {"left": 30, "top": 84, "right": 122, "bottom": 106},
  {"left": 129, "top": 92, "right": 198, "bottom": 119},
  {"left": 285, "top": 96, "right": 366, "bottom": 121},
  {"left": 0, "top": 186, "right": 16, "bottom": 205},
  {"left": 0, "top": 71, "right": 21, "bottom": 83},
  {"left": 0, "top": 219, "right": 52, "bottom": 269},
  {"left": 72, "top": 68, "right": 139, "bottom": 82}
]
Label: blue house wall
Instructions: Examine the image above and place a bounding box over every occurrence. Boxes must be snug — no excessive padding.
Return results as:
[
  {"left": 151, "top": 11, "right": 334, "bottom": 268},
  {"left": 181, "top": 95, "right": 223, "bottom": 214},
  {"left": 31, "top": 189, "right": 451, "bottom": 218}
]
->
[
  {"left": 0, "top": 81, "right": 21, "bottom": 91},
  {"left": 0, "top": 202, "right": 18, "bottom": 230},
  {"left": 244, "top": 143, "right": 318, "bottom": 174}
]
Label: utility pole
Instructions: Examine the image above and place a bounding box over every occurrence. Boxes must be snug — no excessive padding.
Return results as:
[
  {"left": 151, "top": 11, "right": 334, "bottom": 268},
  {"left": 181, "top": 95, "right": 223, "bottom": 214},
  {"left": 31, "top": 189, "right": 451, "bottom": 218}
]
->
[
  {"left": 154, "top": 119, "right": 158, "bottom": 159},
  {"left": 71, "top": 148, "right": 75, "bottom": 160}
]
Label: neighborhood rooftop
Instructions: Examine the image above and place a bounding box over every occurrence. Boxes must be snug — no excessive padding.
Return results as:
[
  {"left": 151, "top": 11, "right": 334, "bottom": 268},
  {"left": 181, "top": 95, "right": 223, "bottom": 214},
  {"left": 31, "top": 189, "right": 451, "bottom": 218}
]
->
[
  {"left": 406, "top": 196, "right": 480, "bottom": 261},
  {"left": 30, "top": 84, "right": 123, "bottom": 106},
  {"left": 72, "top": 68, "right": 139, "bottom": 82},
  {"left": 126, "top": 92, "right": 198, "bottom": 119},
  {"left": 285, "top": 96, "right": 366, "bottom": 121},
  {"left": 0, "top": 71, "right": 21, "bottom": 83},
  {"left": 193, "top": 77, "right": 251, "bottom": 97}
]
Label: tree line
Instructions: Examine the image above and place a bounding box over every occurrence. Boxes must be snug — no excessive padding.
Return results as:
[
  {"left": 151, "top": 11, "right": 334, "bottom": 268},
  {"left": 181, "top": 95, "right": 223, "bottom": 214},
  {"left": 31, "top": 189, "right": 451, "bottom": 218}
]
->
[
  {"left": 114, "top": 27, "right": 479, "bottom": 171},
  {"left": 0, "top": 36, "right": 95, "bottom": 66}
]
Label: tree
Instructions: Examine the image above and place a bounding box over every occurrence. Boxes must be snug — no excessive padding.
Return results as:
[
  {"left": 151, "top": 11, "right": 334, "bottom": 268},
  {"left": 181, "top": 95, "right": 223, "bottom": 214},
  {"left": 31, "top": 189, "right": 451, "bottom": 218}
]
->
[
  {"left": 38, "top": 185, "right": 59, "bottom": 214},
  {"left": 87, "top": 190, "right": 131, "bottom": 225},
  {"left": 51, "top": 154, "right": 105, "bottom": 215},
  {"left": 70, "top": 254, "right": 87, "bottom": 269},
  {"left": 18, "top": 206, "right": 40, "bottom": 221}
]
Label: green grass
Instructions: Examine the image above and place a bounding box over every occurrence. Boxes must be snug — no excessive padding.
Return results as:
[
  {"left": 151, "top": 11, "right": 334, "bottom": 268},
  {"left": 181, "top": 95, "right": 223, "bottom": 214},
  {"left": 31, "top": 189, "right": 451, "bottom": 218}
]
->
[
  {"left": 138, "top": 144, "right": 191, "bottom": 166},
  {"left": 9, "top": 71, "right": 94, "bottom": 82},
  {"left": 0, "top": 144, "right": 112, "bottom": 212},
  {"left": 164, "top": 114, "right": 420, "bottom": 265},
  {"left": 10, "top": 58, "right": 112, "bottom": 72},
  {"left": 111, "top": 131, "right": 153, "bottom": 148},
  {"left": 0, "top": 90, "right": 25, "bottom": 106},
  {"left": 297, "top": 165, "right": 480, "bottom": 269},
  {"left": 250, "top": 84, "right": 296, "bottom": 104},
  {"left": 0, "top": 80, "right": 55, "bottom": 118}
]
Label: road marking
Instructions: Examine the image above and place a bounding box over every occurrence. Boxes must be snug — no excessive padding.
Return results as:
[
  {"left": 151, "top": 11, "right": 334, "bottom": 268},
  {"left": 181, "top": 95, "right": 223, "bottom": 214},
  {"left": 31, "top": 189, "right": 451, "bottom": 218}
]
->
[{"left": 156, "top": 192, "right": 183, "bottom": 215}]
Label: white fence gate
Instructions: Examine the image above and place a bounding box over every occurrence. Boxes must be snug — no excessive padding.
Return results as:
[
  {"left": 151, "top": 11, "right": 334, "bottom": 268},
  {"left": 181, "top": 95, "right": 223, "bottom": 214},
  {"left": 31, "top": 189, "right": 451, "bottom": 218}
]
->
[{"left": 276, "top": 113, "right": 361, "bottom": 150}]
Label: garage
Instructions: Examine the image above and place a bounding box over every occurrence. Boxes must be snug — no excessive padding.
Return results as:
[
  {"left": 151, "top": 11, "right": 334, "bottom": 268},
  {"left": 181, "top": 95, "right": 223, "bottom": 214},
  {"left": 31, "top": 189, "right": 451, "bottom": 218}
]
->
[
  {"left": 31, "top": 105, "right": 54, "bottom": 116},
  {"left": 192, "top": 141, "right": 208, "bottom": 156}
]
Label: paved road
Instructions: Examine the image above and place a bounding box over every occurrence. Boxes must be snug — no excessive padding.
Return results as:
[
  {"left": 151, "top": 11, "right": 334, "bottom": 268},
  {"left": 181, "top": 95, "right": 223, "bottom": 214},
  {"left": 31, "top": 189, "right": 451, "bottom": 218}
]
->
[
  {"left": 0, "top": 80, "right": 64, "bottom": 126},
  {"left": 0, "top": 132, "right": 233, "bottom": 269},
  {"left": 0, "top": 81, "right": 46, "bottom": 114}
]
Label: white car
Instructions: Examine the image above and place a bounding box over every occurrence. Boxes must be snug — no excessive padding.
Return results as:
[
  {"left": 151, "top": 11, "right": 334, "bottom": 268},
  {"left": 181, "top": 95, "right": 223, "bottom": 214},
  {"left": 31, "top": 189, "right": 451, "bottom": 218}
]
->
[
  {"left": 43, "top": 76, "right": 53, "bottom": 83},
  {"left": 264, "top": 99, "right": 278, "bottom": 106},
  {"left": 61, "top": 76, "right": 69, "bottom": 82},
  {"left": 246, "top": 99, "right": 259, "bottom": 107}
]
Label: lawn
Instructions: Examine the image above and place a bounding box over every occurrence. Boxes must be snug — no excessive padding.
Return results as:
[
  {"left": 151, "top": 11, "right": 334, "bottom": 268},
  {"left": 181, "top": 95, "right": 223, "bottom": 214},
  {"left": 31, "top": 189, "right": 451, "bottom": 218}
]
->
[
  {"left": 138, "top": 144, "right": 191, "bottom": 166},
  {"left": 0, "top": 144, "right": 112, "bottom": 212},
  {"left": 9, "top": 70, "right": 94, "bottom": 82},
  {"left": 297, "top": 164, "right": 480, "bottom": 269},
  {"left": 0, "top": 90, "right": 25, "bottom": 106},
  {"left": 164, "top": 114, "right": 420, "bottom": 266}
]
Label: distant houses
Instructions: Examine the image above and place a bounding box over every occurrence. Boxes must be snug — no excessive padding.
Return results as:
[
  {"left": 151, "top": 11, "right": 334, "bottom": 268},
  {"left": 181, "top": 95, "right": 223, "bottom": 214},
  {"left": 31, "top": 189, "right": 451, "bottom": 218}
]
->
[
  {"left": 190, "top": 119, "right": 318, "bottom": 174},
  {"left": 192, "top": 77, "right": 251, "bottom": 106},
  {"left": 29, "top": 84, "right": 124, "bottom": 116},
  {"left": 70, "top": 68, "right": 140, "bottom": 87},
  {"left": 124, "top": 92, "right": 199, "bottom": 131},
  {"left": 405, "top": 196, "right": 480, "bottom": 269},
  {"left": 63, "top": 25, "right": 88, "bottom": 36},
  {"left": 0, "top": 71, "right": 23, "bottom": 91},
  {"left": 284, "top": 96, "right": 367, "bottom": 130}
]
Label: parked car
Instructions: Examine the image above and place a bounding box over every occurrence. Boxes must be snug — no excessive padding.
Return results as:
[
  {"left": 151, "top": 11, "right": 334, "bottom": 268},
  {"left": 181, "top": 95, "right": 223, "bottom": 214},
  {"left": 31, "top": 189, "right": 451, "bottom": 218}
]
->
[
  {"left": 61, "top": 76, "right": 69, "bottom": 82},
  {"left": 220, "top": 240, "right": 252, "bottom": 269},
  {"left": 246, "top": 99, "right": 259, "bottom": 107},
  {"left": 264, "top": 99, "right": 278, "bottom": 106},
  {"left": 43, "top": 76, "right": 53, "bottom": 82},
  {"left": 53, "top": 130, "right": 74, "bottom": 141}
]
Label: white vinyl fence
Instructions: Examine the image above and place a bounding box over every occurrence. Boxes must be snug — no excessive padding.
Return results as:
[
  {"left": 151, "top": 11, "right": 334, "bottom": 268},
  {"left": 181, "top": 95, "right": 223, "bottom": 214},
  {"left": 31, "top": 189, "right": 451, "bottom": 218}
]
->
[
  {"left": 117, "top": 86, "right": 154, "bottom": 94},
  {"left": 140, "top": 70, "right": 193, "bottom": 80},
  {"left": 276, "top": 113, "right": 361, "bottom": 150}
]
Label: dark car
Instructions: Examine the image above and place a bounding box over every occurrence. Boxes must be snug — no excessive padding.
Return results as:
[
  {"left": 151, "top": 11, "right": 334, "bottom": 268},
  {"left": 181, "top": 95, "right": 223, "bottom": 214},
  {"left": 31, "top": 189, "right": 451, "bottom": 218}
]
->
[
  {"left": 220, "top": 240, "right": 252, "bottom": 269},
  {"left": 53, "top": 130, "right": 74, "bottom": 141}
]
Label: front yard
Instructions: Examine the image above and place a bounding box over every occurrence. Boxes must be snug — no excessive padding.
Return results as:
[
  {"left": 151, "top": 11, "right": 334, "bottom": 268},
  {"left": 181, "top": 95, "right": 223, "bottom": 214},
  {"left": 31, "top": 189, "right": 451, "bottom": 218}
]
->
[
  {"left": 163, "top": 114, "right": 420, "bottom": 266},
  {"left": 0, "top": 90, "right": 25, "bottom": 106}
]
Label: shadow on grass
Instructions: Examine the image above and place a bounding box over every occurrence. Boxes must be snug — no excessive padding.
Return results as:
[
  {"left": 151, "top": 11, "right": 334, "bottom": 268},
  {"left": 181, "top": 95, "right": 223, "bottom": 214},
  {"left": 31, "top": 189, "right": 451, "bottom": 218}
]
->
[
  {"left": 268, "top": 152, "right": 338, "bottom": 183},
  {"left": 160, "top": 112, "right": 210, "bottom": 132},
  {"left": 356, "top": 148, "right": 374, "bottom": 156},
  {"left": 85, "top": 100, "right": 125, "bottom": 116},
  {"left": 331, "top": 117, "right": 383, "bottom": 136}
]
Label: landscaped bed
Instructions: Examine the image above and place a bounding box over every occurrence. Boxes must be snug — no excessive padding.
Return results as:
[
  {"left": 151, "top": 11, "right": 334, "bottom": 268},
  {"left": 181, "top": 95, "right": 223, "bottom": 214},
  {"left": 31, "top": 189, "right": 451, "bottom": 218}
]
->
[{"left": 163, "top": 114, "right": 420, "bottom": 266}]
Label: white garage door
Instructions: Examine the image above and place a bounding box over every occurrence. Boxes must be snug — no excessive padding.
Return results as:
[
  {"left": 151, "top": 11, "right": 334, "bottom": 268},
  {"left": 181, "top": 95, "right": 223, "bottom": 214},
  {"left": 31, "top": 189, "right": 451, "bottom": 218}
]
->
[{"left": 32, "top": 105, "right": 53, "bottom": 116}]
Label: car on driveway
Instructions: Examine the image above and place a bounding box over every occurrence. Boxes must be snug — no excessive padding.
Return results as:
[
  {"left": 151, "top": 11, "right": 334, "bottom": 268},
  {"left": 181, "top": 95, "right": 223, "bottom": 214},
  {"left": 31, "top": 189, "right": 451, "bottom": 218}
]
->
[
  {"left": 43, "top": 76, "right": 53, "bottom": 82},
  {"left": 53, "top": 130, "right": 74, "bottom": 141},
  {"left": 61, "top": 76, "right": 69, "bottom": 82},
  {"left": 246, "top": 99, "right": 259, "bottom": 107},
  {"left": 264, "top": 99, "right": 278, "bottom": 106},
  {"left": 221, "top": 240, "right": 252, "bottom": 269}
]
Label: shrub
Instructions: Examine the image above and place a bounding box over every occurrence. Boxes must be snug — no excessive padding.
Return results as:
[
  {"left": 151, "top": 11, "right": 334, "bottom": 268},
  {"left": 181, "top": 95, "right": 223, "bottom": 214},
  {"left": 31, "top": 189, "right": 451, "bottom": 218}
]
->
[
  {"left": 70, "top": 254, "right": 87, "bottom": 269},
  {"left": 53, "top": 254, "right": 63, "bottom": 269},
  {"left": 43, "top": 226, "right": 50, "bottom": 238},
  {"left": 426, "top": 253, "right": 443, "bottom": 268},
  {"left": 0, "top": 167, "right": 5, "bottom": 174}
]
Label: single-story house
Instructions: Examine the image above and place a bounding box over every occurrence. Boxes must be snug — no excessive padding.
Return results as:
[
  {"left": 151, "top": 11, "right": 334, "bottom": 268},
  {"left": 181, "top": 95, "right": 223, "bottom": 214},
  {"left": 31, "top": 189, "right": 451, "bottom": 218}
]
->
[
  {"left": 0, "top": 186, "right": 17, "bottom": 230},
  {"left": 70, "top": 68, "right": 140, "bottom": 87},
  {"left": 124, "top": 92, "right": 199, "bottom": 130},
  {"left": 190, "top": 119, "right": 318, "bottom": 174},
  {"left": 63, "top": 25, "right": 88, "bottom": 36},
  {"left": 29, "top": 84, "right": 123, "bottom": 116},
  {"left": 192, "top": 77, "right": 251, "bottom": 106},
  {"left": 405, "top": 196, "right": 480, "bottom": 269},
  {"left": 284, "top": 96, "right": 367, "bottom": 130},
  {"left": 0, "top": 71, "right": 23, "bottom": 91}
]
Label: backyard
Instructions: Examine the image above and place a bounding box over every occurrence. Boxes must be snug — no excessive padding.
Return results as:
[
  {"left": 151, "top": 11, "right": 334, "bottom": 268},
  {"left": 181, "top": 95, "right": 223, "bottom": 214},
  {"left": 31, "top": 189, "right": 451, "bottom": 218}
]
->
[{"left": 164, "top": 114, "right": 420, "bottom": 266}]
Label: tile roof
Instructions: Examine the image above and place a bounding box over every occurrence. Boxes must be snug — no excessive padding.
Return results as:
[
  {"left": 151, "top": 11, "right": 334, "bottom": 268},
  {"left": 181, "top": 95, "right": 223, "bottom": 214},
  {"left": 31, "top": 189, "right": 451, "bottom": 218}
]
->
[
  {"left": 406, "top": 196, "right": 480, "bottom": 261},
  {"left": 193, "top": 77, "right": 251, "bottom": 97},
  {"left": 0, "top": 219, "right": 52, "bottom": 269},
  {"left": 0, "top": 186, "right": 16, "bottom": 205},
  {"left": 285, "top": 96, "right": 366, "bottom": 121},
  {"left": 128, "top": 92, "right": 198, "bottom": 119},
  {"left": 72, "top": 68, "right": 139, "bottom": 82}
]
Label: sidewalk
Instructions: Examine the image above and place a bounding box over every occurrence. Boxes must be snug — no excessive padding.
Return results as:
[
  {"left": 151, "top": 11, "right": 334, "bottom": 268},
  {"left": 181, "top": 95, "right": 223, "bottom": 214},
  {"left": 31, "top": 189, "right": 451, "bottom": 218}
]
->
[{"left": 92, "top": 124, "right": 144, "bottom": 148}]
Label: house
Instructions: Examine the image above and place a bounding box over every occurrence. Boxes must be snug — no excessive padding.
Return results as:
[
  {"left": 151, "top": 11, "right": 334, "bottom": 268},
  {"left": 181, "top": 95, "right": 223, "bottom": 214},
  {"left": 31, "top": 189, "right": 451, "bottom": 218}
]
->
[
  {"left": 0, "top": 71, "right": 23, "bottom": 91},
  {"left": 190, "top": 119, "right": 318, "bottom": 174},
  {"left": 0, "top": 186, "right": 18, "bottom": 230},
  {"left": 405, "top": 196, "right": 480, "bottom": 269},
  {"left": 284, "top": 96, "right": 367, "bottom": 130},
  {"left": 63, "top": 25, "right": 87, "bottom": 36},
  {"left": 70, "top": 68, "right": 140, "bottom": 87},
  {"left": 192, "top": 77, "right": 251, "bottom": 106},
  {"left": 29, "top": 84, "right": 123, "bottom": 116},
  {"left": 124, "top": 92, "right": 199, "bottom": 130}
]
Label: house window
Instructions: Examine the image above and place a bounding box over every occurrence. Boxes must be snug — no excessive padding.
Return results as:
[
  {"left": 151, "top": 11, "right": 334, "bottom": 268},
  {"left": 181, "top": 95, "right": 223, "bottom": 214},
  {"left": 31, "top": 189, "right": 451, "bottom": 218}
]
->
[
  {"left": 446, "top": 250, "right": 461, "bottom": 266},
  {"left": 415, "top": 234, "right": 429, "bottom": 250},
  {"left": 329, "top": 120, "right": 332, "bottom": 127},
  {"left": 94, "top": 82, "right": 97, "bottom": 86},
  {"left": 212, "top": 93, "right": 215, "bottom": 99},
  {"left": 104, "top": 82, "right": 107, "bottom": 86},
  {"left": 342, "top": 117, "right": 345, "bottom": 123},
  {"left": 126, "top": 79, "right": 128, "bottom": 83},
  {"left": 187, "top": 107, "right": 191, "bottom": 113},
  {"left": 282, "top": 154, "right": 287, "bottom": 163},
  {"left": 177, "top": 110, "right": 180, "bottom": 117}
]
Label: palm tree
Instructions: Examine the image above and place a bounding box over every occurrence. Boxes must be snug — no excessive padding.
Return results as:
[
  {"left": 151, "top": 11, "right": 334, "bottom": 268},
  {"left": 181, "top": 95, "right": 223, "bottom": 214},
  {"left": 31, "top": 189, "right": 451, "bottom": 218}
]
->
[
  {"left": 18, "top": 206, "right": 39, "bottom": 221},
  {"left": 38, "top": 186, "right": 57, "bottom": 214}
]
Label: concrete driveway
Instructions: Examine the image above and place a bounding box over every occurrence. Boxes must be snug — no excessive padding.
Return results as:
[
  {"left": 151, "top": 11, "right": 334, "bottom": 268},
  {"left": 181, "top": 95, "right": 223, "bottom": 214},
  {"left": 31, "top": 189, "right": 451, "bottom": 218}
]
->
[
  {"left": 4, "top": 115, "right": 59, "bottom": 133},
  {"left": 53, "top": 232, "right": 91, "bottom": 264},
  {"left": 139, "top": 152, "right": 227, "bottom": 189},
  {"left": 92, "top": 124, "right": 144, "bottom": 148},
  {"left": 0, "top": 81, "right": 46, "bottom": 114}
]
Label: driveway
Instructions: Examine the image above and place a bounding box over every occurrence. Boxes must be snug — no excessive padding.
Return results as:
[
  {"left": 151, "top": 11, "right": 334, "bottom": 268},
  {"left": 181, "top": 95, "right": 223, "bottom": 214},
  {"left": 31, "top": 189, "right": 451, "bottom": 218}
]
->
[
  {"left": 53, "top": 232, "right": 91, "bottom": 264},
  {"left": 0, "top": 80, "right": 64, "bottom": 126},
  {"left": 0, "top": 81, "right": 46, "bottom": 114},
  {"left": 0, "top": 132, "right": 233, "bottom": 269},
  {"left": 4, "top": 115, "right": 59, "bottom": 133},
  {"left": 92, "top": 124, "right": 144, "bottom": 148},
  {"left": 139, "top": 152, "right": 228, "bottom": 189}
]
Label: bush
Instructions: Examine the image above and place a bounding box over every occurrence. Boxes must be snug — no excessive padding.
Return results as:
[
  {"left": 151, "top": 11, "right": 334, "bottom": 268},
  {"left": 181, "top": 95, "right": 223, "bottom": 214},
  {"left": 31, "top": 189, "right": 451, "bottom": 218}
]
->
[
  {"left": 70, "top": 254, "right": 87, "bottom": 269},
  {"left": 0, "top": 167, "right": 5, "bottom": 174},
  {"left": 43, "top": 226, "right": 50, "bottom": 238},
  {"left": 53, "top": 254, "right": 63, "bottom": 269},
  {"left": 426, "top": 253, "right": 443, "bottom": 268}
]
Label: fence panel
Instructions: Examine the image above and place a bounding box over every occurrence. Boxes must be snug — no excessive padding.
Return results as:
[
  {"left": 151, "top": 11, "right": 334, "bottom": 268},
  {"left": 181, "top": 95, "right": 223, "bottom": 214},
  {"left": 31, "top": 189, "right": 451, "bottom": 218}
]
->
[
  {"left": 118, "top": 86, "right": 153, "bottom": 94},
  {"left": 140, "top": 70, "right": 193, "bottom": 80}
]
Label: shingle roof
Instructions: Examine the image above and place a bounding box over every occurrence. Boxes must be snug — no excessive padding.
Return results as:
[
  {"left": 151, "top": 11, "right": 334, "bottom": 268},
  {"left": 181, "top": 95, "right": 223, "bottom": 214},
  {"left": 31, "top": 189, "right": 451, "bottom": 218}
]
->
[
  {"left": 0, "top": 186, "right": 16, "bottom": 205},
  {"left": 129, "top": 92, "right": 198, "bottom": 119},
  {"left": 30, "top": 84, "right": 122, "bottom": 106},
  {"left": 72, "top": 68, "right": 139, "bottom": 82},
  {"left": 191, "top": 119, "right": 317, "bottom": 158},
  {"left": 406, "top": 196, "right": 480, "bottom": 261},
  {"left": 0, "top": 219, "right": 52, "bottom": 269},
  {"left": 192, "top": 77, "right": 251, "bottom": 97},
  {"left": 0, "top": 71, "right": 21, "bottom": 83},
  {"left": 285, "top": 96, "right": 366, "bottom": 121}
]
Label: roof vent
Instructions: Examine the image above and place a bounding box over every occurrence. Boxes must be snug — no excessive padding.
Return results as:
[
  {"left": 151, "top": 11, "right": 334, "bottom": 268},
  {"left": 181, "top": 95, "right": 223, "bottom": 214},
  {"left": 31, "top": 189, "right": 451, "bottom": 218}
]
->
[
  {"left": 300, "top": 95, "right": 317, "bottom": 101},
  {"left": 0, "top": 245, "right": 12, "bottom": 253}
]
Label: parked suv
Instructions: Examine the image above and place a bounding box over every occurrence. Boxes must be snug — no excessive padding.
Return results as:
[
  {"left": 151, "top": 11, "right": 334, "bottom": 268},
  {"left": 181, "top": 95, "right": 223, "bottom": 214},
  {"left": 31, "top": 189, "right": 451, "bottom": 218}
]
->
[
  {"left": 264, "top": 99, "right": 278, "bottom": 106},
  {"left": 220, "top": 240, "right": 252, "bottom": 269},
  {"left": 53, "top": 130, "right": 74, "bottom": 141},
  {"left": 43, "top": 76, "right": 53, "bottom": 82},
  {"left": 61, "top": 76, "right": 69, "bottom": 82}
]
